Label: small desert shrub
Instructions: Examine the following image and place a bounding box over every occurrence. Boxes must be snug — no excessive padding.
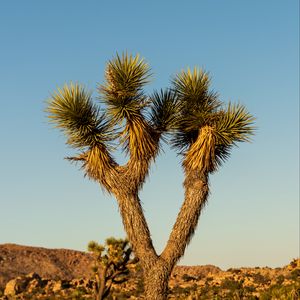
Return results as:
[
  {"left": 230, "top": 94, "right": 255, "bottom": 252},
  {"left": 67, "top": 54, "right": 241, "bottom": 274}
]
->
[
  {"left": 220, "top": 278, "right": 243, "bottom": 290},
  {"left": 107, "top": 291, "right": 130, "bottom": 300},
  {"left": 252, "top": 273, "right": 270, "bottom": 285},
  {"left": 182, "top": 273, "right": 197, "bottom": 282},
  {"left": 171, "top": 284, "right": 197, "bottom": 296},
  {"left": 290, "top": 259, "right": 298, "bottom": 268},
  {"left": 260, "top": 283, "right": 300, "bottom": 300},
  {"left": 70, "top": 287, "right": 88, "bottom": 299},
  {"left": 205, "top": 276, "right": 213, "bottom": 284},
  {"left": 188, "top": 283, "right": 259, "bottom": 300},
  {"left": 289, "top": 268, "right": 300, "bottom": 281},
  {"left": 227, "top": 268, "right": 241, "bottom": 274},
  {"left": 276, "top": 274, "right": 285, "bottom": 285}
]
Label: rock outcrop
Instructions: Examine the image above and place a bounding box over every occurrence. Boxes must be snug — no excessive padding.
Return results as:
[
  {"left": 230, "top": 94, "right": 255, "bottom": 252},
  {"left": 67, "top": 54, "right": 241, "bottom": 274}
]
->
[
  {"left": 4, "top": 273, "right": 42, "bottom": 296},
  {"left": 0, "top": 243, "right": 93, "bottom": 290}
]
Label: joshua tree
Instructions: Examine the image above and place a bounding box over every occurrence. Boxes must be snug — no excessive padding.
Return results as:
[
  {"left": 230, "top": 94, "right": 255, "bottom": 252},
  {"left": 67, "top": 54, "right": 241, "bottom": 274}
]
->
[
  {"left": 87, "top": 237, "right": 136, "bottom": 299},
  {"left": 46, "top": 53, "right": 254, "bottom": 299}
]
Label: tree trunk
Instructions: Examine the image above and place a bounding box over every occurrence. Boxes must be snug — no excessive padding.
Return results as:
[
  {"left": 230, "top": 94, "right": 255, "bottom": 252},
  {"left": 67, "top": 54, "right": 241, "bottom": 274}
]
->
[
  {"left": 96, "top": 266, "right": 106, "bottom": 300},
  {"left": 114, "top": 192, "right": 158, "bottom": 268},
  {"left": 110, "top": 149, "right": 209, "bottom": 299},
  {"left": 143, "top": 260, "right": 172, "bottom": 300},
  {"left": 113, "top": 172, "right": 209, "bottom": 299}
]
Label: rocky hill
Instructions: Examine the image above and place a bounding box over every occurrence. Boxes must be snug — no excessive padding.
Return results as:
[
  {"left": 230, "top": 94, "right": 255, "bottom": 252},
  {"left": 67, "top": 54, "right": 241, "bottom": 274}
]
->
[
  {"left": 0, "top": 244, "right": 299, "bottom": 299},
  {"left": 0, "top": 244, "right": 93, "bottom": 289},
  {"left": 0, "top": 244, "right": 221, "bottom": 290}
]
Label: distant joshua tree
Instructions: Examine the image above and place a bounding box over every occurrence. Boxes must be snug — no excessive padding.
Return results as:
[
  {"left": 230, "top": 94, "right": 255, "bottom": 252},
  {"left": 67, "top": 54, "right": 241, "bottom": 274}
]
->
[
  {"left": 87, "top": 238, "right": 135, "bottom": 300},
  {"left": 46, "top": 53, "right": 255, "bottom": 299}
]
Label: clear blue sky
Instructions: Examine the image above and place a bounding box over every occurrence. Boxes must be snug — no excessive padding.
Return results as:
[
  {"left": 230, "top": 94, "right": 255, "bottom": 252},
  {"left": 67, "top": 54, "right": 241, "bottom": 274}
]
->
[{"left": 0, "top": 1, "right": 298, "bottom": 269}]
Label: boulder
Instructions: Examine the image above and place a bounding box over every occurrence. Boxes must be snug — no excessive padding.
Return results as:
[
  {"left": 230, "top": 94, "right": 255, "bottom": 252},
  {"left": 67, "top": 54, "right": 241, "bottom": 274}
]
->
[
  {"left": 26, "top": 272, "right": 41, "bottom": 281},
  {"left": 52, "top": 280, "right": 71, "bottom": 292},
  {"left": 70, "top": 278, "right": 94, "bottom": 289},
  {"left": 4, "top": 276, "right": 29, "bottom": 296}
]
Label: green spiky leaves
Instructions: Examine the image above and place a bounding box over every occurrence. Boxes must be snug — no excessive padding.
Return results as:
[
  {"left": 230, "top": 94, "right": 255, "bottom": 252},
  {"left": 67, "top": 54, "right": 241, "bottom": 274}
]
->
[
  {"left": 172, "top": 67, "right": 221, "bottom": 113},
  {"left": 171, "top": 68, "right": 221, "bottom": 152},
  {"left": 149, "top": 89, "right": 181, "bottom": 134},
  {"left": 183, "top": 103, "right": 255, "bottom": 172},
  {"left": 88, "top": 240, "right": 105, "bottom": 254},
  {"left": 170, "top": 68, "right": 255, "bottom": 172},
  {"left": 46, "top": 83, "right": 113, "bottom": 149},
  {"left": 99, "top": 53, "right": 151, "bottom": 123},
  {"left": 214, "top": 103, "right": 255, "bottom": 146},
  {"left": 212, "top": 103, "right": 255, "bottom": 170},
  {"left": 87, "top": 237, "right": 135, "bottom": 292},
  {"left": 46, "top": 54, "right": 255, "bottom": 179}
]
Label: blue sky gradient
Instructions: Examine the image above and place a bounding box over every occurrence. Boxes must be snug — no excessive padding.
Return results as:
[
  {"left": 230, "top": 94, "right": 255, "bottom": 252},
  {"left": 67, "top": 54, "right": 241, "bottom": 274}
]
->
[{"left": 0, "top": 0, "right": 299, "bottom": 269}]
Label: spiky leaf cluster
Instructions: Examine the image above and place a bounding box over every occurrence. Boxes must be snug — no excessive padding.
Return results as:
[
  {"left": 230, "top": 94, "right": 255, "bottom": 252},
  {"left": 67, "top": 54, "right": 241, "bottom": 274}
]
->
[
  {"left": 88, "top": 237, "right": 135, "bottom": 283},
  {"left": 46, "top": 83, "right": 113, "bottom": 149},
  {"left": 173, "top": 68, "right": 221, "bottom": 113},
  {"left": 88, "top": 240, "right": 105, "bottom": 254},
  {"left": 214, "top": 103, "right": 255, "bottom": 146},
  {"left": 106, "top": 237, "right": 132, "bottom": 266},
  {"left": 99, "top": 53, "right": 151, "bottom": 122},
  {"left": 88, "top": 237, "right": 133, "bottom": 268},
  {"left": 171, "top": 68, "right": 255, "bottom": 171},
  {"left": 149, "top": 89, "right": 181, "bottom": 135},
  {"left": 46, "top": 54, "right": 255, "bottom": 180},
  {"left": 212, "top": 103, "right": 255, "bottom": 169},
  {"left": 87, "top": 238, "right": 136, "bottom": 299},
  {"left": 171, "top": 68, "right": 221, "bottom": 151}
]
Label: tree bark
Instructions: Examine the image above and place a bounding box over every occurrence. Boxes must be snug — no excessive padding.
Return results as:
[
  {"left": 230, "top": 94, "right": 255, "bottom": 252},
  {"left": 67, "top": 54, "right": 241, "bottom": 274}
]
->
[
  {"left": 114, "top": 192, "right": 158, "bottom": 269},
  {"left": 101, "top": 121, "right": 211, "bottom": 299},
  {"left": 143, "top": 259, "right": 172, "bottom": 300},
  {"left": 161, "top": 170, "right": 209, "bottom": 266},
  {"left": 112, "top": 170, "right": 209, "bottom": 299},
  {"left": 115, "top": 192, "right": 172, "bottom": 299},
  {"left": 95, "top": 266, "right": 106, "bottom": 300}
]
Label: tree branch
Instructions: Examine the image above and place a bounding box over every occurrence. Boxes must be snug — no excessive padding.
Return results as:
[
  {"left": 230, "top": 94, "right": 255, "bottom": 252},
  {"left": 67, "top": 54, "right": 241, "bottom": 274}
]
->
[
  {"left": 161, "top": 169, "right": 209, "bottom": 268},
  {"left": 114, "top": 193, "right": 158, "bottom": 268}
]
